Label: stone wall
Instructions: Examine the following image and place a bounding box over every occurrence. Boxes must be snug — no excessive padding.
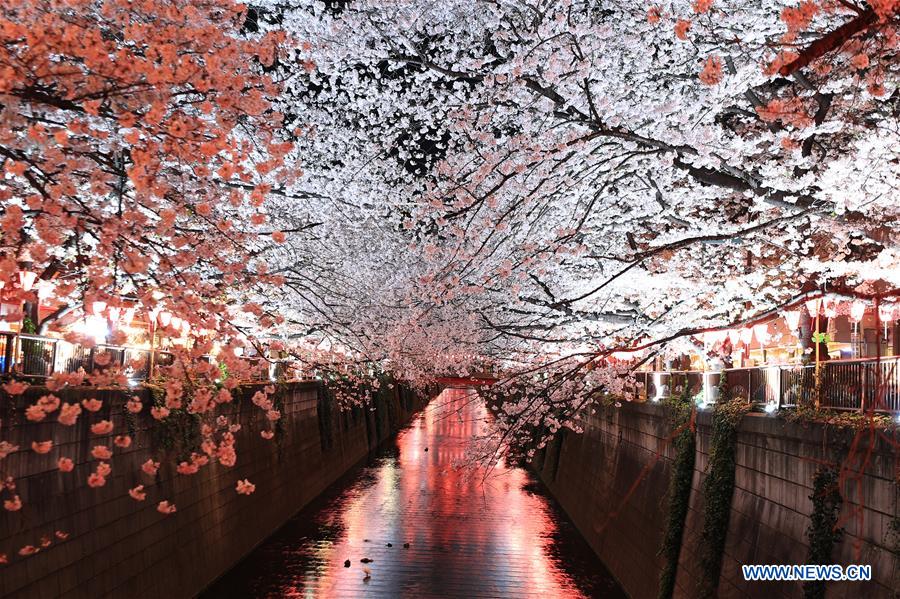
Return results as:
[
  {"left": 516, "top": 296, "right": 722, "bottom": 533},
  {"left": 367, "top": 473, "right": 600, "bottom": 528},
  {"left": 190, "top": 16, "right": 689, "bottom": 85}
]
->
[
  {"left": 535, "top": 402, "right": 899, "bottom": 598},
  {"left": 0, "top": 381, "right": 425, "bottom": 598}
]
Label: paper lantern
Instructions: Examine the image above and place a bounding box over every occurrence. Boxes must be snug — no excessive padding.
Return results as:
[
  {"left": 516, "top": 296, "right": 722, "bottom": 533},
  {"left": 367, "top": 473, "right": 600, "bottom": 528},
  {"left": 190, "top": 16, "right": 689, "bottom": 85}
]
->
[
  {"left": 752, "top": 323, "right": 769, "bottom": 345},
  {"left": 107, "top": 307, "right": 121, "bottom": 323},
  {"left": 739, "top": 327, "right": 754, "bottom": 345},
  {"left": 878, "top": 303, "right": 895, "bottom": 324},
  {"left": 822, "top": 297, "right": 839, "bottom": 318},
  {"left": 123, "top": 308, "right": 136, "bottom": 325},
  {"left": 805, "top": 297, "right": 822, "bottom": 317},
  {"left": 18, "top": 271, "right": 37, "bottom": 292},
  {"left": 849, "top": 301, "right": 866, "bottom": 323},
  {"left": 158, "top": 311, "right": 172, "bottom": 327},
  {"left": 91, "top": 301, "right": 107, "bottom": 316},
  {"left": 783, "top": 310, "right": 801, "bottom": 331},
  {"left": 36, "top": 280, "right": 54, "bottom": 301},
  {"left": 727, "top": 329, "right": 741, "bottom": 346}
]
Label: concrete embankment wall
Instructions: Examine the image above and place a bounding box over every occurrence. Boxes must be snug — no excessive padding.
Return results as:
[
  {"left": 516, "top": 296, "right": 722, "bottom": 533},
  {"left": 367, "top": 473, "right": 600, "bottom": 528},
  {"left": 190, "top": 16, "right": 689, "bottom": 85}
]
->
[
  {"left": 534, "top": 402, "right": 899, "bottom": 598},
  {"left": 0, "top": 381, "right": 425, "bottom": 598}
]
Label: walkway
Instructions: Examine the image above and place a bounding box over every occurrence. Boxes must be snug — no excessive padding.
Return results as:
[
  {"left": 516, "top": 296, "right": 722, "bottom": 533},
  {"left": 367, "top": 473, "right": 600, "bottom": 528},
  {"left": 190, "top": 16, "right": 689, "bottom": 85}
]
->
[{"left": 202, "top": 388, "right": 625, "bottom": 598}]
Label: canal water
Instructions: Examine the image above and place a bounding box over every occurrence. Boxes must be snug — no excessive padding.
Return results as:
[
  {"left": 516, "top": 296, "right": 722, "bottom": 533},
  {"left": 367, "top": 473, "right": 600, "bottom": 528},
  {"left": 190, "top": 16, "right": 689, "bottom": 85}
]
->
[{"left": 202, "top": 388, "right": 626, "bottom": 598}]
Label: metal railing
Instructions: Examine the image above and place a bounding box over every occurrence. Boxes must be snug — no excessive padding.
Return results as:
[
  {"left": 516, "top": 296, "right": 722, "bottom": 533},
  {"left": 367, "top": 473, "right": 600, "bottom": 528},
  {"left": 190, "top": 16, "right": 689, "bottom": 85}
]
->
[
  {"left": 635, "top": 356, "right": 900, "bottom": 413},
  {"left": 0, "top": 332, "right": 281, "bottom": 383}
]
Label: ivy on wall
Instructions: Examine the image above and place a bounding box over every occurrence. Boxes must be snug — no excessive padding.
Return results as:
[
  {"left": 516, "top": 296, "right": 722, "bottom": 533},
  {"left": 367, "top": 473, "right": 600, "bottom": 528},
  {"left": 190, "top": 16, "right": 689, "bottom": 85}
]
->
[
  {"left": 146, "top": 385, "right": 203, "bottom": 461},
  {"left": 804, "top": 466, "right": 844, "bottom": 599},
  {"left": 887, "top": 515, "right": 900, "bottom": 594},
  {"left": 696, "top": 397, "right": 748, "bottom": 599},
  {"left": 658, "top": 388, "right": 696, "bottom": 599}
]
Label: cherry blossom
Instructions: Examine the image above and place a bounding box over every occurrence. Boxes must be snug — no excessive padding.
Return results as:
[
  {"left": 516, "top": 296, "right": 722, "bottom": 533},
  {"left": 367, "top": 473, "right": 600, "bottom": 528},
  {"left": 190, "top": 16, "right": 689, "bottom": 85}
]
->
[
  {"left": 3, "top": 496, "right": 22, "bottom": 512},
  {"left": 129, "top": 486, "right": 147, "bottom": 501},
  {"left": 91, "top": 446, "right": 112, "bottom": 461},
  {"left": 235, "top": 479, "right": 256, "bottom": 495},
  {"left": 90, "top": 421, "right": 114, "bottom": 436},
  {"left": 81, "top": 399, "right": 103, "bottom": 413},
  {"left": 157, "top": 501, "right": 177, "bottom": 515},
  {"left": 58, "top": 403, "right": 82, "bottom": 426},
  {"left": 31, "top": 441, "right": 52, "bottom": 455}
]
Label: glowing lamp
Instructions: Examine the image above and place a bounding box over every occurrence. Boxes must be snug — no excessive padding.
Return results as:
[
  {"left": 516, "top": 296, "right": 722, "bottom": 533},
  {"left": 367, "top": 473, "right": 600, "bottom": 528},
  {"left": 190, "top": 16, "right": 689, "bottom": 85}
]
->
[
  {"left": 91, "top": 301, "right": 107, "bottom": 316},
  {"left": 36, "top": 280, "right": 54, "bottom": 301},
  {"left": 727, "top": 329, "right": 741, "bottom": 346},
  {"left": 158, "top": 311, "right": 172, "bottom": 327},
  {"left": 18, "top": 271, "right": 37, "bottom": 292},
  {"left": 181, "top": 320, "right": 190, "bottom": 335},
  {"left": 849, "top": 301, "right": 866, "bottom": 323},
  {"left": 170, "top": 316, "right": 183, "bottom": 331},
  {"left": 783, "top": 310, "right": 801, "bottom": 331},
  {"left": 805, "top": 297, "right": 822, "bottom": 317},
  {"left": 107, "top": 307, "right": 121, "bottom": 323},
  {"left": 123, "top": 308, "right": 136, "bottom": 325},
  {"left": 822, "top": 297, "right": 839, "bottom": 318},
  {"left": 752, "top": 323, "right": 769, "bottom": 345},
  {"left": 739, "top": 327, "right": 754, "bottom": 345},
  {"left": 878, "top": 304, "right": 895, "bottom": 324}
]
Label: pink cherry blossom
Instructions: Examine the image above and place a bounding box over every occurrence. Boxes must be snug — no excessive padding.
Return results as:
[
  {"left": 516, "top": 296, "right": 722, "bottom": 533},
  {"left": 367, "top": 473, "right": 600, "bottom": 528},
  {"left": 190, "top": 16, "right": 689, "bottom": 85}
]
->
[
  {"left": 37, "top": 394, "right": 60, "bottom": 413},
  {"left": 176, "top": 461, "right": 199, "bottom": 475},
  {"left": 113, "top": 435, "right": 132, "bottom": 448},
  {"left": 31, "top": 441, "right": 52, "bottom": 454},
  {"left": 91, "top": 445, "right": 112, "bottom": 460},
  {"left": 150, "top": 406, "right": 170, "bottom": 420},
  {"left": 235, "top": 479, "right": 256, "bottom": 495},
  {"left": 0, "top": 441, "right": 19, "bottom": 459},
  {"left": 58, "top": 457, "right": 75, "bottom": 472},
  {"left": 125, "top": 398, "right": 143, "bottom": 413},
  {"left": 25, "top": 404, "right": 46, "bottom": 422},
  {"left": 141, "top": 459, "right": 160, "bottom": 476},
  {"left": 58, "top": 403, "right": 82, "bottom": 426},
  {"left": 3, "top": 495, "right": 22, "bottom": 511},
  {"left": 87, "top": 473, "right": 106, "bottom": 488},
  {"left": 2, "top": 381, "right": 28, "bottom": 395},
  {"left": 129, "top": 485, "right": 147, "bottom": 501},
  {"left": 81, "top": 398, "right": 103, "bottom": 412},
  {"left": 157, "top": 500, "right": 177, "bottom": 515},
  {"left": 90, "top": 420, "right": 114, "bottom": 435}
]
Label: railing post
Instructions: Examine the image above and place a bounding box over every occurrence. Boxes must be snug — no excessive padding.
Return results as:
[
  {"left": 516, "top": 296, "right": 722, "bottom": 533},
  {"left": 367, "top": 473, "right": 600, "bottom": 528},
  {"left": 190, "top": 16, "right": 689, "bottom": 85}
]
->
[
  {"left": 50, "top": 339, "right": 58, "bottom": 378},
  {"left": 3, "top": 334, "right": 12, "bottom": 375}
]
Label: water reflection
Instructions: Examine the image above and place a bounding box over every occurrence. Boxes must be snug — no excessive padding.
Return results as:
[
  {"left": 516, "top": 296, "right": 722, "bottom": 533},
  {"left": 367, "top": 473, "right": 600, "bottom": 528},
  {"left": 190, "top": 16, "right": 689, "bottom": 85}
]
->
[{"left": 203, "top": 388, "right": 625, "bottom": 598}]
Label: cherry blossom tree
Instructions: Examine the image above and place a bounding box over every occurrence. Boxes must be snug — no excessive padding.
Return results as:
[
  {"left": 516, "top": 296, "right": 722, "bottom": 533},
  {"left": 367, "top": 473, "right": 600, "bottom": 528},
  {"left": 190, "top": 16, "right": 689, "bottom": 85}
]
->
[
  {"left": 257, "top": 0, "right": 899, "bottom": 451},
  {"left": 0, "top": 0, "right": 301, "bottom": 539}
]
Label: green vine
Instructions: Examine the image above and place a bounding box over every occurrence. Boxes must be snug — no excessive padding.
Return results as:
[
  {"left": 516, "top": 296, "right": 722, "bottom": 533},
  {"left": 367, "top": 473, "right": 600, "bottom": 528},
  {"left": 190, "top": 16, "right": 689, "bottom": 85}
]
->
[
  {"left": 696, "top": 397, "right": 749, "bottom": 598},
  {"left": 271, "top": 383, "right": 287, "bottom": 457},
  {"left": 21, "top": 316, "right": 36, "bottom": 334},
  {"left": 658, "top": 387, "right": 696, "bottom": 599},
  {"left": 147, "top": 384, "right": 202, "bottom": 461},
  {"left": 717, "top": 369, "right": 731, "bottom": 404},
  {"left": 783, "top": 404, "right": 897, "bottom": 431},
  {"left": 886, "top": 515, "right": 900, "bottom": 596},
  {"left": 803, "top": 466, "right": 844, "bottom": 599}
]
